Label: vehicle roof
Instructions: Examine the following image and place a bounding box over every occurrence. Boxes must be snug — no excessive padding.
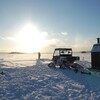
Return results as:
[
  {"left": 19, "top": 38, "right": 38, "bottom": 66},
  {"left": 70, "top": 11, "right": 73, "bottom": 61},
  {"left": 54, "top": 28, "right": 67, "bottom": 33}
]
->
[{"left": 55, "top": 48, "right": 72, "bottom": 50}]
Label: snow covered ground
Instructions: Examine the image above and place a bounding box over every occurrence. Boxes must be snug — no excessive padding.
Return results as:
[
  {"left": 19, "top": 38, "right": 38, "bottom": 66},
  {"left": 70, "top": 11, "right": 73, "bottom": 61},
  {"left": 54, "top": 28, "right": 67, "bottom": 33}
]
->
[{"left": 0, "top": 53, "right": 100, "bottom": 100}]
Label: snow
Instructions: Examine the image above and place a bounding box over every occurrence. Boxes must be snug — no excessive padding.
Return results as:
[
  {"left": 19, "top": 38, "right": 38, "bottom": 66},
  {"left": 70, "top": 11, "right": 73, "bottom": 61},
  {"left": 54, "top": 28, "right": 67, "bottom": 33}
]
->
[
  {"left": 0, "top": 53, "right": 100, "bottom": 100},
  {"left": 91, "top": 44, "right": 100, "bottom": 52}
]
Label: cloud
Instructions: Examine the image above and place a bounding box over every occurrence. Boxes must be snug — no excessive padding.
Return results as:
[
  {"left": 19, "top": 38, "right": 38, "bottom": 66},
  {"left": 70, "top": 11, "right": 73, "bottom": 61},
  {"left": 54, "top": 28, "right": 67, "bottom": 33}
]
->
[
  {"left": 0, "top": 36, "right": 16, "bottom": 41},
  {"left": 71, "top": 38, "right": 93, "bottom": 51},
  {"left": 61, "top": 32, "right": 68, "bottom": 36},
  {"left": 41, "top": 32, "right": 49, "bottom": 37},
  {"left": 0, "top": 30, "right": 69, "bottom": 52}
]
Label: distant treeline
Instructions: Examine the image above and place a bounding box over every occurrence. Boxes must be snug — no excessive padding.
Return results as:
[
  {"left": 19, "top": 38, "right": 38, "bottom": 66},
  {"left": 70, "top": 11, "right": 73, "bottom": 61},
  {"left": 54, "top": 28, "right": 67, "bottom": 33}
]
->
[
  {"left": 0, "top": 51, "right": 91, "bottom": 54},
  {"left": 80, "top": 51, "right": 91, "bottom": 53}
]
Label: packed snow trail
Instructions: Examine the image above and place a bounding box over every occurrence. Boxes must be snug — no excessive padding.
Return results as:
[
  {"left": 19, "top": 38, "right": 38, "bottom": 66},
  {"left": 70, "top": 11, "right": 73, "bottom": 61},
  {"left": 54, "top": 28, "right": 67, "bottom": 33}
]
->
[{"left": 0, "top": 59, "right": 100, "bottom": 100}]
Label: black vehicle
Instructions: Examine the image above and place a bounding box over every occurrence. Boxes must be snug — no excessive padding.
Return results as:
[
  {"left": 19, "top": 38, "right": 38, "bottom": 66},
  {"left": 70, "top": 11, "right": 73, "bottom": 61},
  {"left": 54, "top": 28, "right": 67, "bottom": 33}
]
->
[
  {"left": 52, "top": 48, "right": 80, "bottom": 65},
  {"left": 48, "top": 48, "right": 92, "bottom": 74}
]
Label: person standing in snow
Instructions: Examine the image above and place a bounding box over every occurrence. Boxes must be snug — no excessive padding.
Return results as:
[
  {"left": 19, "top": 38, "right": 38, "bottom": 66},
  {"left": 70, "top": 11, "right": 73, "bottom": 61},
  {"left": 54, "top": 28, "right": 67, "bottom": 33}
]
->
[{"left": 38, "top": 52, "right": 41, "bottom": 59}]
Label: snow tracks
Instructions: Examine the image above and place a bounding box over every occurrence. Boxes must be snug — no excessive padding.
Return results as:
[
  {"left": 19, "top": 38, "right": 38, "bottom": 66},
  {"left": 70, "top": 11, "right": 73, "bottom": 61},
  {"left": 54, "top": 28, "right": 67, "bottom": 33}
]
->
[{"left": 0, "top": 59, "right": 100, "bottom": 100}]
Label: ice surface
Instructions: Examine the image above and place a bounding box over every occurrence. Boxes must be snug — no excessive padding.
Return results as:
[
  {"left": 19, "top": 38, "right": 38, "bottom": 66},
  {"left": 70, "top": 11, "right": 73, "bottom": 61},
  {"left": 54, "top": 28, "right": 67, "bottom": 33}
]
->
[{"left": 0, "top": 53, "right": 100, "bottom": 100}]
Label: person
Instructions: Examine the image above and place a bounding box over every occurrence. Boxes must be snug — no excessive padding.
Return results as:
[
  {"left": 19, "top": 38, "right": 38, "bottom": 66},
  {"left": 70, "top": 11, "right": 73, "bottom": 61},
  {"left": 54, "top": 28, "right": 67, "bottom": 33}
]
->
[{"left": 38, "top": 52, "right": 41, "bottom": 59}]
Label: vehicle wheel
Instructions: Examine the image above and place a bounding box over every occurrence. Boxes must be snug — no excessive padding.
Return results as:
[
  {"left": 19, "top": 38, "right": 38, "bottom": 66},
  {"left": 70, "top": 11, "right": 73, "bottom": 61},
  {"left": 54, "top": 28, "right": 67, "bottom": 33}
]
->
[{"left": 48, "top": 62, "right": 55, "bottom": 68}]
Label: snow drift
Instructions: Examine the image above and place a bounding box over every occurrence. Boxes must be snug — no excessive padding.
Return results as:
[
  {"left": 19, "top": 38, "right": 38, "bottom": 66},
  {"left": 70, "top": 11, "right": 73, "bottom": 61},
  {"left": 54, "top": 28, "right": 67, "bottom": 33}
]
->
[{"left": 0, "top": 54, "right": 100, "bottom": 100}]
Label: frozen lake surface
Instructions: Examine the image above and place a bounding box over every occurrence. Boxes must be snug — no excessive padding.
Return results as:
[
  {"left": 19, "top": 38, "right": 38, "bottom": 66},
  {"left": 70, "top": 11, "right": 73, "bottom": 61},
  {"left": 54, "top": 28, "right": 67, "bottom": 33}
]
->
[{"left": 0, "top": 53, "right": 100, "bottom": 100}]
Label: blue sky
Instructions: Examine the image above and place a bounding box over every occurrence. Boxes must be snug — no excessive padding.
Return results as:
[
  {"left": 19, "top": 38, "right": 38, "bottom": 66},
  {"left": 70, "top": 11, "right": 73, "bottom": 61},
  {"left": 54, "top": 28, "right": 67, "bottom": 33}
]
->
[{"left": 0, "top": 0, "right": 100, "bottom": 52}]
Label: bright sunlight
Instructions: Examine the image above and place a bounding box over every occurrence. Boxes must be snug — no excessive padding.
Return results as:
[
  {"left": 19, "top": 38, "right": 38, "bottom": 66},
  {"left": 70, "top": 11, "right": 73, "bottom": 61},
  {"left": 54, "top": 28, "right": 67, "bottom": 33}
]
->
[{"left": 15, "top": 23, "right": 48, "bottom": 53}]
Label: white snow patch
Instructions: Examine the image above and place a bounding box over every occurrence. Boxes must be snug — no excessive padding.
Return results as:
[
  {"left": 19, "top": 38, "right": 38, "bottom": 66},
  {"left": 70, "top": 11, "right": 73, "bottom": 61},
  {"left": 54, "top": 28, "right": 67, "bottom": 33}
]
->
[{"left": 0, "top": 53, "right": 100, "bottom": 100}]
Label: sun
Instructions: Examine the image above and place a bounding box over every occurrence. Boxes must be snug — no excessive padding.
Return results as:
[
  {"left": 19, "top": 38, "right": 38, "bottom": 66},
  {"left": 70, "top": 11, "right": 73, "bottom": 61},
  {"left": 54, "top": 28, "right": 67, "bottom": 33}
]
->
[{"left": 15, "top": 23, "right": 47, "bottom": 53}]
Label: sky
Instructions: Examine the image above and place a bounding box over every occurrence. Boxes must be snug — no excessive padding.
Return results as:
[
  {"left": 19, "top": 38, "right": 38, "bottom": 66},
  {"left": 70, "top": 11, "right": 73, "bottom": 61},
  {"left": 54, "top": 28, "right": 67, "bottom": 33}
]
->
[{"left": 0, "top": 0, "right": 100, "bottom": 53}]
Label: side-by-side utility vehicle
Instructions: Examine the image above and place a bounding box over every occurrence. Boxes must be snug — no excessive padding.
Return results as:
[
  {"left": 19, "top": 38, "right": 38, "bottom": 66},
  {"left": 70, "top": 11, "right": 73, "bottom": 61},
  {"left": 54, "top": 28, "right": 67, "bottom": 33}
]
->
[{"left": 49, "top": 48, "right": 80, "bottom": 68}]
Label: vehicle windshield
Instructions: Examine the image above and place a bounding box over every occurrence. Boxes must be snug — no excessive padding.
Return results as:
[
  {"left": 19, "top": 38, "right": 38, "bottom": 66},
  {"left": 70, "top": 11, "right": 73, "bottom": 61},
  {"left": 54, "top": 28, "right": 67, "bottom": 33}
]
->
[
  {"left": 60, "top": 50, "right": 72, "bottom": 55},
  {"left": 53, "top": 49, "right": 72, "bottom": 56}
]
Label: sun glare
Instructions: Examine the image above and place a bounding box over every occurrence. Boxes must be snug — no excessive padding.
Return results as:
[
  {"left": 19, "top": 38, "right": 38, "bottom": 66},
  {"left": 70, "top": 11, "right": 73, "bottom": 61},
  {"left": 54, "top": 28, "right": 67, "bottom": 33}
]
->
[{"left": 15, "top": 23, "right": 47, "bottom": 53}]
